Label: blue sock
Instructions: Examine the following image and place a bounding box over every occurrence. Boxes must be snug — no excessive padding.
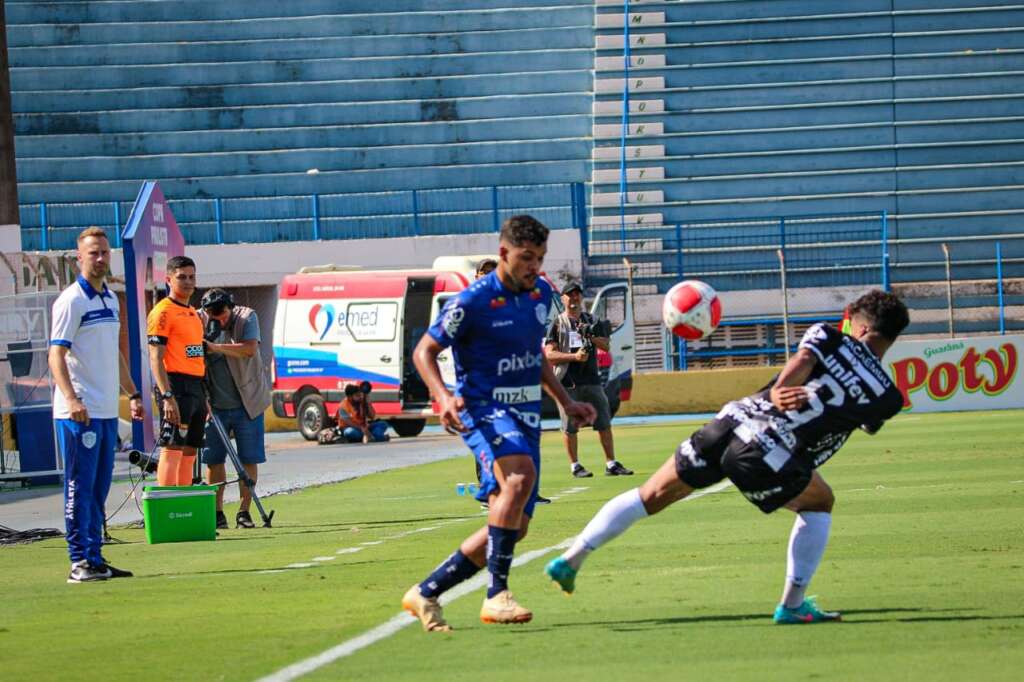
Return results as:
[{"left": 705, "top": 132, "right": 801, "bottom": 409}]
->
[
  {"left": 419, "top": 550, "right": 481, "bottom": 599},
  {"left": 486, "top": 525, "right": 519, "bottom": 598}
]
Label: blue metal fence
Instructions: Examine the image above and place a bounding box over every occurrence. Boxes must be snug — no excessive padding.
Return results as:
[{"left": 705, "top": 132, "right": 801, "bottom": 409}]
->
[{"left": 19, "top": 181, "right": 586, "bottom": 251}]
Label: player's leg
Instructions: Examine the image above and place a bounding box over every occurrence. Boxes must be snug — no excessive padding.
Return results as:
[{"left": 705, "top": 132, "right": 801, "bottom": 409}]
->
[
  {"left": 203, "top": 413, "right": 229, "bottom": 526},
  {"left": 477, "top": 453, "right": 537, "bottom": 623},
  {"left": 581, "top": 385, "right": 630, "bottom": 475},
  {"left": 178, "top": 384, "right": 207, "bottom": 485},
  {"left": 548, "top": 420, "right": 731, "bottom": 594},
  {"left": 57, "top": 420, "right": 105, "bottom": 582},
  {"left": 716, "top": 444, "right": 840, "bottom": 623},
  {"left": 774, "top": 471, "right": 839, "bottom": 623},
  {"left": 403, "top": 428, "right": 497, "bottom": 631},
  {"left": 232, "top": 410, "right": 265, "bottom": 528},
  {"left": 92, "top": 419, "right": 131, "bottom": 577}
]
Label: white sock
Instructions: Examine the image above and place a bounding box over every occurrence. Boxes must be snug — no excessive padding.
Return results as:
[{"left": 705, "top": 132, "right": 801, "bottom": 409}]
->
[
  {"left": 563, "top": 487, "right": 648, "bottom": 570},
  {"left": 781, "top": 511, "right": 831, "bottom": 608}
]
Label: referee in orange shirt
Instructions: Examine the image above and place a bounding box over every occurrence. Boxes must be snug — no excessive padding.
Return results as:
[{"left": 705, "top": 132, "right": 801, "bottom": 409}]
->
[{"left": 147, "top": 256, "right": 207, "bottom": 485}]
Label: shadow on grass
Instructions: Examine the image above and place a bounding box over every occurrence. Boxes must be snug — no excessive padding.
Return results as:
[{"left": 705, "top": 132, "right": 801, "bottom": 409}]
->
[{"left": 550, "top": 607, "right": 994, "bottom": 630}]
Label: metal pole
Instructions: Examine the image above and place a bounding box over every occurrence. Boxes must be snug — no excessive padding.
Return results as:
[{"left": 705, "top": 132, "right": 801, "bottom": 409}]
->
[
  {"left": 311, "top": 193, "right": 320, "bottom": 240},
  {"left": 411, "top": 189, "right": 420, "bottom": 236},
  {"left": 675, "top": 223, "right": 683, "bottom": 278},
  {"left": 941, "top": 242, "right": 954, "bottom": 338},
  {"left": 996, "top": 241, "right": 1005, "bottom": 335},
  {"left": 214, "top": 197, "right": 224, "bottom": 244},
  {"left": 112, "top": 201, "right": 121, "bottom": 247},
  {"left": 0, "top": 0, "right": 20, "bottom": 232},
  {"left": 492, "top": 185, "right": 499, "bottom": 232},
  {"left": 881, "top": 209, "right": 890, "bottom": 291},
  {"left": 618, "top": 0, "right": 631, "bottom": 249},
  {"left": 39, "top": 202, "right": 48, "bottom": 251},
  {"left": 777, "top": 248, "right": 791, "bottom": 361},
  {"left": 678, "top": 337, "right": 687, "bottom": 371}
]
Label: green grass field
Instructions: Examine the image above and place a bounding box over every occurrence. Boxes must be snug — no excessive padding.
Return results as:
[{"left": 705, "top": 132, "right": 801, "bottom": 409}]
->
[{"left": 2, "top": 411, "right": 1022, "bottom": 681}]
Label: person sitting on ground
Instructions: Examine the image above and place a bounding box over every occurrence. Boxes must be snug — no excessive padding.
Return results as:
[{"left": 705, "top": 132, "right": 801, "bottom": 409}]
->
[{"left": 335, "top": 381, "right": 390, "bottom": 443}]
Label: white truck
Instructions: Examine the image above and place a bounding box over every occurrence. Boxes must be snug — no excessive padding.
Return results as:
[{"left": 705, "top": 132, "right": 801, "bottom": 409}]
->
[{"left": 271, "top": 258, "right": 635, "bottom": 439}]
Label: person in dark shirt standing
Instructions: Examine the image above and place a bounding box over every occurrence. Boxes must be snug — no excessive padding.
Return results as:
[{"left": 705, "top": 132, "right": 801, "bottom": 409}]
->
[
  {"left": 545, "top": 281, "right": 632, "bottom": 478},
  {"left": 546, "top": 289, "right": 910, "bottom": 625}
]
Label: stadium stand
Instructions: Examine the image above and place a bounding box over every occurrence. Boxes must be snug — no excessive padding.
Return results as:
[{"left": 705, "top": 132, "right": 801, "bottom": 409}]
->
[
  {"left": 590, "top": 0, "right": 1024, "bottom": 296},
  {"left": 6, "top": 0, "right": 596, "bottom": 245}
]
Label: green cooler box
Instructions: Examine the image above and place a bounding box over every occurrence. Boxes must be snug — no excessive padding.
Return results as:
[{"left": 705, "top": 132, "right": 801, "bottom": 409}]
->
[{"left": 142, "top": 485, "right": 217, "bottom": 544}]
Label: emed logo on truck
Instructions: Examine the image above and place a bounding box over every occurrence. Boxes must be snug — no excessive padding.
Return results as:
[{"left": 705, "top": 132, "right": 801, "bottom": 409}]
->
[{"left": 308, "top": 303, "right": 335, "bottom": 341}]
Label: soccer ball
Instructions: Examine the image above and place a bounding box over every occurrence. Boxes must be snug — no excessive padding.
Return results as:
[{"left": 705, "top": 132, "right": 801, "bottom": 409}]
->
[{"left": 663, "top": 280, "right": 722, "bottom": 340}]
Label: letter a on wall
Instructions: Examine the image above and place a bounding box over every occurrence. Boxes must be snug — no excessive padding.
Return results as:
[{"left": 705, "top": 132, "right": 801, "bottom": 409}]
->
[{"left": 122, "top": 182, "right": 185, "bottom": 451}]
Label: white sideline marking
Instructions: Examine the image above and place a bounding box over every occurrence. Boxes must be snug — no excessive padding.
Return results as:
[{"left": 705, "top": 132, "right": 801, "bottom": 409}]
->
[
  {"left": 335, "top": 547, "right": 364, "bottom": 555},
  {"left": 256, "top": 481, "right": 729, "bottom": 682},
  {"left": 359, "top": 541, "right": 384, "bottom": 546},
  {"left": 312, "top": 557, "right": 336, "bottom": 562},
  {"left": 285, "top": 563, "right": 316, "bottom": 569}
]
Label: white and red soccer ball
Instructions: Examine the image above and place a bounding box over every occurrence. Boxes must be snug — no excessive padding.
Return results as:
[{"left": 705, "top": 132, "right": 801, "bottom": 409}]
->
[{"left": 662, "top": 280, "right": 722, "bottom": 340}]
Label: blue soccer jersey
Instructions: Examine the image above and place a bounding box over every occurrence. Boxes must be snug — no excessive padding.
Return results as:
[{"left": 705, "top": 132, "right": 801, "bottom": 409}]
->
[
  {"left": 427, "top": 270, "right": 554, "bottom": 429},
  {"left": 427, "top": 270, "right": 554, "bottom": 517}
]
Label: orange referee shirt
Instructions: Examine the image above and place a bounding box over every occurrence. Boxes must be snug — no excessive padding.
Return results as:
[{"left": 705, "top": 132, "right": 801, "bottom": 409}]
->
[{"left": 147, "top": 297, "right": 205, "bottom": 377}]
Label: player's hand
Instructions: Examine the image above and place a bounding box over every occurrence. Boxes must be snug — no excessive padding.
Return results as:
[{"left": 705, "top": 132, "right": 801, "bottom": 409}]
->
[
  {"left": 129, "top": 397, "right": 145, "bottom": 421},
  {"left": 69, "top": 397, "right": 90, "bottom": 425},
  {"left": 771, "top": 386, "right": 809, "bottom": 412},
  {"left": 574, "top": 349, "right": 589, "bottom": 362},
  {"left": 439, "top": 394, "right": 467, "bottom": 434},
  {"left": 162, "top": 397, "right": 180, "bottom": 426},
  {"left": 564, "top": 399, "right": 596, "bottom": 428}
]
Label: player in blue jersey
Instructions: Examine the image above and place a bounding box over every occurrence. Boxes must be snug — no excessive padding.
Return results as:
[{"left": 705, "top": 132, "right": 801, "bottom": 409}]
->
[{"left": 402, "top": 215, "right": 597, "bottom": 631}]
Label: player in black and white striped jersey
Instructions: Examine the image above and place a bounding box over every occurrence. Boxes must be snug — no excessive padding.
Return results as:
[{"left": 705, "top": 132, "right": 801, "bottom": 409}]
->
[{"left": 545, "top": 290, "right": 910, "bottom": 624}]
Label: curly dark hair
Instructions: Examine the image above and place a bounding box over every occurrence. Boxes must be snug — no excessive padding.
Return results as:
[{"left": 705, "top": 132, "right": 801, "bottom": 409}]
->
[
  {"left": 499, "top": 214, "right": 549, "bottom": 248},
  {"left": 848, "top": 289, "right": 909, "bottom": 341}
]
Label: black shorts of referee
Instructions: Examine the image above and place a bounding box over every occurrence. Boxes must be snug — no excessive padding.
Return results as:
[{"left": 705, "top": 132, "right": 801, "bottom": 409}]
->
[{"left": 157, "top": 373, "right": 208, "bottom": 448}]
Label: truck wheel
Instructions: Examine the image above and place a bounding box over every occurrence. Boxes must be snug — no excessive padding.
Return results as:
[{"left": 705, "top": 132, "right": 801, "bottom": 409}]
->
[
  {"left": 297, "top": 394, "right": 327, "bottom": 441},
  {"left": 388, "top": 419, "right": 426, "bottom": 438}
]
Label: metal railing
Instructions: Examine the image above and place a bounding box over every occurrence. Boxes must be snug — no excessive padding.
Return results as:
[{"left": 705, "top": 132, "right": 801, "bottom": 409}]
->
[
  {"left": 20, "top": 181, "right": 588, "bottom": 251},
  {"left": 656, "top": 236, "right": 1021, "bottom": 371}
]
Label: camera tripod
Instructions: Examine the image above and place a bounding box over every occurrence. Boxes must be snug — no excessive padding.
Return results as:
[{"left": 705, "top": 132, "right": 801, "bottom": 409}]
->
[{"left": 204, "top": 411, "right": 275, "bottom": 528}]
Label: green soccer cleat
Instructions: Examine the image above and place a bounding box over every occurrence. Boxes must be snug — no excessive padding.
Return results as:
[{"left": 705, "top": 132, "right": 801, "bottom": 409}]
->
[
  {"left": 545, "top": 556, "right": 577, "bottom": 595},
  {"left": 773, "top": 596, "right": 842, "bottom": 624}
]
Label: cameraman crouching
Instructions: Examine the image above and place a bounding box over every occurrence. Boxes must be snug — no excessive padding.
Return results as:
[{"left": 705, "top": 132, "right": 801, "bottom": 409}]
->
[
  {"left": 336, "top": 381, "right": 390, "bottom": 443},
  {"left": 544, "top": 281, "right": 633, "bottom": 478},
  {"left": 199, "top": 289, "right": 271, "bottom": 529}
]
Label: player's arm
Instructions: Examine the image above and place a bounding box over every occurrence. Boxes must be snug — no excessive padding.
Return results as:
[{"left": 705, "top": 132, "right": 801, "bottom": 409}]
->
[
  {"left": 118, "top": 351, "right": 145, "bottom": 420},
  {"left": 48, "top": 345, "right": 89, "bottom": 424},
  {"left": 148, "top": 343, "right": 179, "bottom": 425},
  {"left": 540, "top": 354, "right": 596, "bottom": 426},
  {"left": 412, "top": 333, "right": 465, "bottom": 433},
  {"left": 769, "top": 347, "right": 818, "bottom": 412}
]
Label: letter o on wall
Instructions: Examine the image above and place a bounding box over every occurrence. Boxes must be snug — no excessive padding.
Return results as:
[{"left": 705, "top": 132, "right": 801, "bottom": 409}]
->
[{"left": 928, "top": 362, "right": 959, "bottom": 400}]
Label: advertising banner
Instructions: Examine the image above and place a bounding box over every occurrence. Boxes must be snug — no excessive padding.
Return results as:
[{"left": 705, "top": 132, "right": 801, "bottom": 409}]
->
[
  {"left": 886, "top": 335, "right": 1022, "bottom": 413},
  {"left": 122, "top": 182, "right": 185, "bottom": 450}
]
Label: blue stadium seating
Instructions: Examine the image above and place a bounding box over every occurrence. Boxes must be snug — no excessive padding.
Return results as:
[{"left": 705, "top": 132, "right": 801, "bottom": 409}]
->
[
  {"left": 7, "top": 0, "right": 596, "bottom": 233},
  {"left": 7, "top": 0, "right": 1024, "bottom": 313},
  {"left": 589, "top": 0, "right": 1024, "bottom": 294}
]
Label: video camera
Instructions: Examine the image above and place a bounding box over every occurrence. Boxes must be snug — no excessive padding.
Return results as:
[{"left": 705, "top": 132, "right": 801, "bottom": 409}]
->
[{"left": 576, "top": 315, "right": 598, "bottom": 355}]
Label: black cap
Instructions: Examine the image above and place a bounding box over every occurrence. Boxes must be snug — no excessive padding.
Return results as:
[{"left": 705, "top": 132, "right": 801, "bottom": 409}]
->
[
  {"left": 561, "top": 281, "right": 583, "bottom": 296},
  {"left": 201, "top": 288, "right": 233, "bottom": 310},
  {"left": 359, "top": 380, "right": 372, "bottom": 394}
]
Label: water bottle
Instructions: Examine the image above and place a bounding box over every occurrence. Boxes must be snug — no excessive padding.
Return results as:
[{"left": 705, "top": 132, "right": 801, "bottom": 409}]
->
[
  {"left": 455, "top": 482, "right": 466, "bottom": 496},
  {"left": 467, "top": 483, "right": 478, "bottom": 496}
]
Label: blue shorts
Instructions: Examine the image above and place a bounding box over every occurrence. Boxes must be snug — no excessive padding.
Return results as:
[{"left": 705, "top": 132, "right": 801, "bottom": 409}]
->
[
  {"left": 461, "top": 406, "right": 541, "bottom": 518},
  {"left": 202, "top": 408, "right": 266, "bottom": 465}
]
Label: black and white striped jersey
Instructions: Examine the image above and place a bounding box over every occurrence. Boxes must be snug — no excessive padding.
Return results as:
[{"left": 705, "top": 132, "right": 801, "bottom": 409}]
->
[{"left": 719, "top": 323, "right": 904, "bottom": 469}]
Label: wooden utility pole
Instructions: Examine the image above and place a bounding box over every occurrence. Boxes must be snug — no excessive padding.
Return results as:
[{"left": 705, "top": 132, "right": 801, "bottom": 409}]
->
[{"left": 0, "top": 0, "right": 20, "bottom": 230}]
